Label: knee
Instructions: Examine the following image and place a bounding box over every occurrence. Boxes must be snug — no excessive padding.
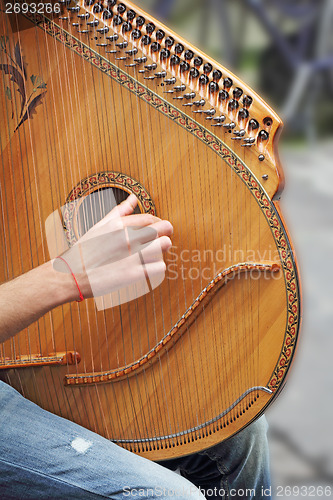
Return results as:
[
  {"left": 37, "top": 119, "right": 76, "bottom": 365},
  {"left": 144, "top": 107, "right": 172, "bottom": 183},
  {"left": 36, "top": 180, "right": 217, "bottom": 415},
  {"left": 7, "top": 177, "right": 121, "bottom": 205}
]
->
[
  {"left": 142, "top": 478, "right": 204, "bottom": 500},
  {"left": 129, "top": 476, "right": 204, "bottom": 500},
  {"left": 156, "top": 471, "right": 205, "bottom": 499},
  {"left": 238, "top": 416, "right": 269, "bottom": 455},
  {"left": 125, "top": 458, "right": 205, "bottom": 500},
  {"left": 201, "top": 416, "right": 269, "bottom": 472}
]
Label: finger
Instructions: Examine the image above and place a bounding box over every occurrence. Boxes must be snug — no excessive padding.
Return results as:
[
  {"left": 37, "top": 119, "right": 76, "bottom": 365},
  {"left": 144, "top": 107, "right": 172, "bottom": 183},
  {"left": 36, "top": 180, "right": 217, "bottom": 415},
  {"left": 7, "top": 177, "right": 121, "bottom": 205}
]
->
[
  {"left": 143, "top": 260, "right": 167, "bottom": 276},
  {"left": 147, "top": 220, "right": 173, "bottom": 238},
  {"left": 159, "top": 235, "right": 172, "bottom": 252},
  {"left": 127, "top": 226, "right": 157, "bottom": 251},
  {"left": 126, "top": 220, "right": 173, "bottom": 244},
  {"left": 143, "top": 260, "right": 167, "bottom": 290},
  {"left": 99, "top": 194, "right": 139, "bottom": 224},
  {"left": 115, "top": 194, "right": 138, "bottom": 217},
  {"left": 119, "top": 213, "right": 161, "bottom": 228},
  {"left": 140, "top": 236, "right": 172, "bottom": 263},
  {"left": 86, "top": 254, "right": 167, "bottom": 296},
  {"left": 82, "top": 208, "right": 159, "bottom": 239},
  {"left": 125, "top": 220, "right": 173, "bottom": 252}
]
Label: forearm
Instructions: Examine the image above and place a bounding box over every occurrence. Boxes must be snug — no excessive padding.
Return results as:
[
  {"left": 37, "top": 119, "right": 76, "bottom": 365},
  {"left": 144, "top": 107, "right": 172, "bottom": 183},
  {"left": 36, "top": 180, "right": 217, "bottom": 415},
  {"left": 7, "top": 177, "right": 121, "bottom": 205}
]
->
[
  {"left": 0, "top": 196, "right": 172, "bottom": 344},
  {"left": 0, "top": 261, "right": 79, "bottom": 343}
]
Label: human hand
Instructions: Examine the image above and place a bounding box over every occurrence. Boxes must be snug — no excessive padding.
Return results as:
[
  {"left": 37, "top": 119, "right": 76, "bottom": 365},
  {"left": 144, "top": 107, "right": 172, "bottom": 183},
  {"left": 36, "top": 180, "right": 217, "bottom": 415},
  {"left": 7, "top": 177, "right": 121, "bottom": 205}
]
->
[{"left": 54, "top": 194, "right": 173, "bottom": 308}]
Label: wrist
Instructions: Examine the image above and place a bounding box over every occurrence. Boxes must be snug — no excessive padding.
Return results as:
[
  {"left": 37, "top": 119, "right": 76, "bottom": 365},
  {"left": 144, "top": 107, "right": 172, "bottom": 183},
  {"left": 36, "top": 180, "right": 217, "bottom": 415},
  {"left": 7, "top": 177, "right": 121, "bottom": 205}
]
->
[
  {"left": 55, "top": 257, "right": 84, "bottom": 302},
  {"left": 45, "top": 260, "right": 82, "bottom": 305}
]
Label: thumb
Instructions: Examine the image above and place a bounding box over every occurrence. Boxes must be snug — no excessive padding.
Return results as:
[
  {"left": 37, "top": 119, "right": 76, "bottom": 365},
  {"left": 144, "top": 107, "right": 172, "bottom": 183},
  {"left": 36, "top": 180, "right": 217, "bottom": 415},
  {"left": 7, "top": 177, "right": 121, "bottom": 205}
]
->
[{"left": 108, "top": 194, "right": 138, "bottom": 219}]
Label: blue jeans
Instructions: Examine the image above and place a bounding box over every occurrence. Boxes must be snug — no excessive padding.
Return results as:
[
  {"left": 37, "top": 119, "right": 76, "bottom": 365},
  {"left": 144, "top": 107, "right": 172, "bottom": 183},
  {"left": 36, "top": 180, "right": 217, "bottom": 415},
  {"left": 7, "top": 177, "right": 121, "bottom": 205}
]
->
[
  {"left": 0, "top": 381, "right": 270, "bottom": 499},
  {"left": 161, "top": 418, "right": 271, "bottom": 499}
]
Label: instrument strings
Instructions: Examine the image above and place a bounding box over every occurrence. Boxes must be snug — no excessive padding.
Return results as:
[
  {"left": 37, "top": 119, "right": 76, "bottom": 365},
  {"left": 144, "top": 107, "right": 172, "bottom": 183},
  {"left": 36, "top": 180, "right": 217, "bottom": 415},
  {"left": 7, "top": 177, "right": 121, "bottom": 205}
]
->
[
  {"left": 1, "top": 12, "right": 38, "bottom": 394},
  {"left": 0, "top": 3, "right": 264, "bottom": 448}
]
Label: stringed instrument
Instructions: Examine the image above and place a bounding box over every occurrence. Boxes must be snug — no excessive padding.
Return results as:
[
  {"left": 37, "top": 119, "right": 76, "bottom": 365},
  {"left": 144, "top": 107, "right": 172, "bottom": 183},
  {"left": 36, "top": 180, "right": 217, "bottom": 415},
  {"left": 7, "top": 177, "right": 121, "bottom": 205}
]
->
[{"left": 0, "top": 0, "right": 301, "bottom": 460}]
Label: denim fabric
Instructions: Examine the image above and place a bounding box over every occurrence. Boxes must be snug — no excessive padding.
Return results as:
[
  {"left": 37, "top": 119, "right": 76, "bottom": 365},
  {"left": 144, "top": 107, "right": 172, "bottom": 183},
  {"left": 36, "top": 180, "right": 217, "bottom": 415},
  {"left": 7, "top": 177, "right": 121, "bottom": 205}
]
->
[
  {"left": 161, "top": 417, "right": 271, "bottom": 500},
  {"left": 0, "top": 382, "right": 204, "bottom": 499},
  {"left": 0, "top": 381, "right": 270, "bottom": 499}
]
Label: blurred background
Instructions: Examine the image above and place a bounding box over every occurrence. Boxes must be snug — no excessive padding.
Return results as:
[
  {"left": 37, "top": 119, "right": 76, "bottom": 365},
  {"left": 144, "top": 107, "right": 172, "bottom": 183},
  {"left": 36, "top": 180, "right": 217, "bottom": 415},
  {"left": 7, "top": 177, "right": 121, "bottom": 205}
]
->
[{"left": 135, "top": 0, "right": 333, "bottom": 497}]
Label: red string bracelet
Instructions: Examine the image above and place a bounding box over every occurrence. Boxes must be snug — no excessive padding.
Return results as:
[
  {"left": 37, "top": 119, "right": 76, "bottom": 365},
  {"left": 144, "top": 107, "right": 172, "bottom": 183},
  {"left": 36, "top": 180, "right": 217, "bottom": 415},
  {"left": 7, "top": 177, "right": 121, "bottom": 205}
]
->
[{"left": 57, "top": 256, "right": 84, "bottom": 303}]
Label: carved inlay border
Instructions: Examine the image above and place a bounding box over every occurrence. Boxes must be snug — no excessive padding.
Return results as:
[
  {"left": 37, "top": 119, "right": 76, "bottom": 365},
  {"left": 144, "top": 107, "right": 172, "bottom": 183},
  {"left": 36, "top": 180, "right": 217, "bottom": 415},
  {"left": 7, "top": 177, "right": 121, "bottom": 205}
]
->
[{"left": 24, "top": 13, "right": 301, "bottom": 393}]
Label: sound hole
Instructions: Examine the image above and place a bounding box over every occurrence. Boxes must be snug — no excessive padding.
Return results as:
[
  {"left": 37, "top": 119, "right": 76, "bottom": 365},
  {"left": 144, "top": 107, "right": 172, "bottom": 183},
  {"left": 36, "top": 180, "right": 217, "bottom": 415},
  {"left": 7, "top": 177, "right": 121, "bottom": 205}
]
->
[{"left": 76, "top": 187, "right": 141, "bottom": 238}]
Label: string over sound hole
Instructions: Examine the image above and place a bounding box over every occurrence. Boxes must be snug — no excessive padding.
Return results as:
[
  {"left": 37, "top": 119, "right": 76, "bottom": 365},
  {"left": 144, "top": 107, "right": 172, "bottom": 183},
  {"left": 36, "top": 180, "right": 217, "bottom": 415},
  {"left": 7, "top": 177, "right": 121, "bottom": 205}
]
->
[{"left": 76, "top": 187, "right": 141, "bottom": 238}]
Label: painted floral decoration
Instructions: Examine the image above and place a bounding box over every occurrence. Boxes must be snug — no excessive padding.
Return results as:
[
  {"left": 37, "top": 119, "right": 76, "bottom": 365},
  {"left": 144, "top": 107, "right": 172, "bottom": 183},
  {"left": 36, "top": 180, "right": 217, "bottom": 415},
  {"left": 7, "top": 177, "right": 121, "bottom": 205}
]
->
[{"left": 0, "top": 36, "right": 47, "bottom": 132}]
